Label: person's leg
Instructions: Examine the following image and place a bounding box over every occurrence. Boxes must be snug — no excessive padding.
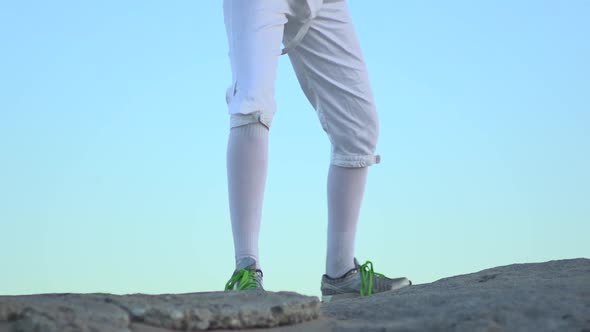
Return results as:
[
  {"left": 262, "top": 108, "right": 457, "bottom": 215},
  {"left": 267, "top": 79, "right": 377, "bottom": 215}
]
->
[
  {"left": 223, "top": 0, "right": 289, "bottom": 271},
  {"left": 326, "top": 164, "right": 368, "bottom": 278},
  {"left": 227, "top": 123, "right": 268, "bottom": 271},
  {"left": 283, "top": 0, "right": 381, "bottom": 278}
]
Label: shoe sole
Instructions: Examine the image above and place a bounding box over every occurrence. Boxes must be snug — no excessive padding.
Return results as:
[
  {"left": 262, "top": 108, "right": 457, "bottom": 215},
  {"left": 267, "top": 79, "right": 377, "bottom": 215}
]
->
[{"left": 321, "top": 278, "right": 412, "bottom": 303}]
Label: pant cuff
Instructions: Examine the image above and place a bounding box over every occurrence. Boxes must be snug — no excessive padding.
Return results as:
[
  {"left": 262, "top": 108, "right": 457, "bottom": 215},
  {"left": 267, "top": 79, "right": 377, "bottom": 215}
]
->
[
  {"left": 331, "top": 153, "right": 381, "bottom": 168},
  {"left": 230, "top": 111, "right": 272, "bottom": 130}
]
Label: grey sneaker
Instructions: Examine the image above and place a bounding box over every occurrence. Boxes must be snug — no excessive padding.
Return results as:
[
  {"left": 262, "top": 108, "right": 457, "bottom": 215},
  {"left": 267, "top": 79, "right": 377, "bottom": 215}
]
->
[
  {"left": 224, "top": 257, "right": 264, "bottom": 291},
  {"left": 321, "top": 258, "right": 411, "bottom": 303}
]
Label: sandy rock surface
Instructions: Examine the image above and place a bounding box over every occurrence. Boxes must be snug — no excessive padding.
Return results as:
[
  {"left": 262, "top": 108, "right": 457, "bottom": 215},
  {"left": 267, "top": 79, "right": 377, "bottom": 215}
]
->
[
  {"left": 1, "top": 258, "right": 588, "bottom": 331},
  {"left": 322, "top": 258, "right": 590, "bottom": 331},
  {"left": 0, "top": 290, "right": 319, "bottom": 332}
]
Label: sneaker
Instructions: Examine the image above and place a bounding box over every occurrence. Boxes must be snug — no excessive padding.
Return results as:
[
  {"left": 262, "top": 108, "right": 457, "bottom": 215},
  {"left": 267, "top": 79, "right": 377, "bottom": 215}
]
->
[
  {"left": 224, "top": 257, "right": 264, "bottom": 291},
  {"left": 321, "top": 258, "right": 411, "bottom": 303}
]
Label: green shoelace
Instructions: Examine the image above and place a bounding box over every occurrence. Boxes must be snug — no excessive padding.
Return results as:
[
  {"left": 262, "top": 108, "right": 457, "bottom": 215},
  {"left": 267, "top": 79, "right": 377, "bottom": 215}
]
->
[
  {"left": 359, "top": 260, "right": 385, "bottom": 296},
  {"left": 224, "top": 269, "right": 259, "bottom": 290}
]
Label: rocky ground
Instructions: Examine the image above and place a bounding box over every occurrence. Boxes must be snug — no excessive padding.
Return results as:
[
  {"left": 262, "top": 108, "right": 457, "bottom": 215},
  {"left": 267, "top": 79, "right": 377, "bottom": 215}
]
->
[{"left": 1, "top": 258, "right": 588, "bottom": 331}]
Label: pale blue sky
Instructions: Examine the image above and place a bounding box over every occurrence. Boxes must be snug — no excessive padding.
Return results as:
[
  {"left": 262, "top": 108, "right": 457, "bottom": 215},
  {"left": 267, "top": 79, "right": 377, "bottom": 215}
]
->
[{"left": 1, "top": 1, "right": 588, "bottom": 298}]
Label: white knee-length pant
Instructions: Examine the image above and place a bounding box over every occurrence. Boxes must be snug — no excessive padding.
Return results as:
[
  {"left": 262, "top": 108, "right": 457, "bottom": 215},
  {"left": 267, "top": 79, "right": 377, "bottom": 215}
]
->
[{"left": 223, "top": 0, "right": 380, "bottom": 167}]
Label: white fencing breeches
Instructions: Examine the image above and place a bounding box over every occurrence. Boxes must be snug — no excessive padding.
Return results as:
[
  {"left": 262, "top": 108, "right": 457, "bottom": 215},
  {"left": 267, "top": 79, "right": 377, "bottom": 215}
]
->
[{"left": 223, "top": 0, "right": 381, "bottom": 168}]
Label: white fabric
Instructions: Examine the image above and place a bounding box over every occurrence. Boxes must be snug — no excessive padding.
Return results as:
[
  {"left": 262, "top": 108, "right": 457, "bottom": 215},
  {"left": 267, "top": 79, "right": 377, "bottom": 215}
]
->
[
  {"left": 227, "top": 122, "right": 269, "bottom": 270},
  {"left": 223, "top": 0, "right": 381, "bottom": 168},
  {"left": 326, "top": 164, "right": 368, "bottom": 278}
]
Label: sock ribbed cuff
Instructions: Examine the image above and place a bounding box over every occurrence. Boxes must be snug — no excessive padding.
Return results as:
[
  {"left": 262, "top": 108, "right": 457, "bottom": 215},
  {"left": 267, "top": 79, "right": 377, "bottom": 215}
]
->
[{"left": 231, "top": 122, "right": 269, "bottom": 137}]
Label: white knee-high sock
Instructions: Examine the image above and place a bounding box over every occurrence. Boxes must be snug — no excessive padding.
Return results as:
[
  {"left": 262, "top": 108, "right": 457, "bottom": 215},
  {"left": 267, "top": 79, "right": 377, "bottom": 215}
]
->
[
  {"left": 227, "top": 122, "right": 269, "bottom": 270},
  {"left": 326, "top": 164, "right": 369, "bottom": 278}
]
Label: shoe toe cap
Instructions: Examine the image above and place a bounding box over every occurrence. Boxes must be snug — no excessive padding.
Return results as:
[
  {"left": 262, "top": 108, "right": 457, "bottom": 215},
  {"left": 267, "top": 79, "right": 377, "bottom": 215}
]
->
[{"left": 389, "top": 277, "right": 412, "bottom": 291}]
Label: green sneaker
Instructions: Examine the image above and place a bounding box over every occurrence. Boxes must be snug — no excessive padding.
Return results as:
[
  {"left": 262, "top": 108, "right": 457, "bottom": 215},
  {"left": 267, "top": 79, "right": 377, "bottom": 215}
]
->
[
  {"left": 320, "top": 258, "right": 411, "bottom": 303},
  {"left": 224, "top": 257, "right": 264, "bottom": 291}
]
